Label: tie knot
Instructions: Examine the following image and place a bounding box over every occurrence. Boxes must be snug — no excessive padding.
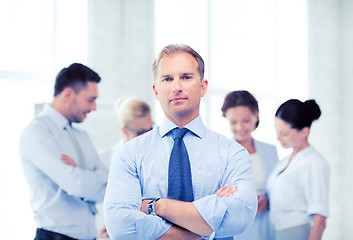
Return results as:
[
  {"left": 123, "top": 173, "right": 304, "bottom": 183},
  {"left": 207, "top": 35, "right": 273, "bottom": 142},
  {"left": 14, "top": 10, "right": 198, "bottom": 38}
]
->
[
  {"left": 64, "top": 122, "right": 72, "bottom": 130},
  {"left": 172, "top": 128, "right": 188, "bottom": 140}
]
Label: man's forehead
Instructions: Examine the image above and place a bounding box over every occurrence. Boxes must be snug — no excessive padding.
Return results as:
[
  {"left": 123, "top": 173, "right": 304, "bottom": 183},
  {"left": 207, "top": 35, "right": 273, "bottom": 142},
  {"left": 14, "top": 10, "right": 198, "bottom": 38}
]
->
[
  {"left": 77, "top": 81, "right": 98, "bottom": 95},
  {"left": 157, "top": 53, "right": 199, "bottom": 74},
  {"left": 86, "top": 81, "right": 98, "bottom": 88},
  {"left": 160, "top": 52, "right": 197, "bottom": 63}
]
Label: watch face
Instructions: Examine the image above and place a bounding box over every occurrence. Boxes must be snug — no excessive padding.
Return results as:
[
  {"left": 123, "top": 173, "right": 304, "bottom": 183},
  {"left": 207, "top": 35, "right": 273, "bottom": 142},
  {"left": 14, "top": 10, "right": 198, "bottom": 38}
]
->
[{"left": 147, "top": 203, "right": 153, "bottom": 215}]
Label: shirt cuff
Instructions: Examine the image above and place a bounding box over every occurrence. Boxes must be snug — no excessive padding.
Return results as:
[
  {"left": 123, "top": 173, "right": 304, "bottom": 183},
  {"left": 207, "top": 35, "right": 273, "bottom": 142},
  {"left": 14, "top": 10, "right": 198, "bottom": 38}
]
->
[
  {"left": 308, "top": 203, "right": 329, "bottom": 217},
  {"left": 136, "top": 214, "right": 172, "bottom": 240},
  {"left": 193, "top": 194, "right": 227, "bottom": 234},
  {"left": 202, "top": 231, "right": 216, "bottom": 240}
]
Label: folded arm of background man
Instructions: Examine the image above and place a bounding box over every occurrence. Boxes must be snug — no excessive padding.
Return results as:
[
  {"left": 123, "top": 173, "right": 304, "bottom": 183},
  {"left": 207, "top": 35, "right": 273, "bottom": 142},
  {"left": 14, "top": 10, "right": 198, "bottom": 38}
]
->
[
  {"left": 104, "top": 137, "right": 257, "bottom": 240},
  {"left": 19, "top": 119, "right": 108, "bottom": 202}
]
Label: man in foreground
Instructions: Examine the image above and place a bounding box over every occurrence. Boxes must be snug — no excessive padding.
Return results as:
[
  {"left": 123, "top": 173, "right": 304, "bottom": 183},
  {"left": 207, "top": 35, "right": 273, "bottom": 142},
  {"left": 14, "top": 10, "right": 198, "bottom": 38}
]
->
[{"left": 104, "top": 44, "right": 257, "bottom": 239}]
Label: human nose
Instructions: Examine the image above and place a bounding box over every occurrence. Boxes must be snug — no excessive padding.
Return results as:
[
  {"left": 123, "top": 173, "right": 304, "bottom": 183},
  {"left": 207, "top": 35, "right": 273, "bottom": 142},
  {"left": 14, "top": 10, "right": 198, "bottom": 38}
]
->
[
  {"left": 171, "top": 78, "right": 182, "bottom": 92},
  {"left": 90, "top": 101, "right": 96, "bottom": 111},
  {"left": 234, "top": 122, "right": 243, "bottom": 131}
]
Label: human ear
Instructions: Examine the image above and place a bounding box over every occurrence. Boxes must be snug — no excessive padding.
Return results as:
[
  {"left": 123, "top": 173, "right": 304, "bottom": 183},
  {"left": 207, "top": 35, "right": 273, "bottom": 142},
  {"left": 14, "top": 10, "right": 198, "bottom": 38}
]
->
[
  {"left": 121, "top": 127, "right": 129, "bottom": 137},
  {"left": 62, "top": 88, "right": 74, "bottom": 101},
  {"left": 152, "top": 83, "right": 159, "bottom": 100},
  {"left": 200, "top": 79, "right": 208, "bottom": 97},
  {"left": 301, "top": 127, "right": 310, "bottom": 138}
]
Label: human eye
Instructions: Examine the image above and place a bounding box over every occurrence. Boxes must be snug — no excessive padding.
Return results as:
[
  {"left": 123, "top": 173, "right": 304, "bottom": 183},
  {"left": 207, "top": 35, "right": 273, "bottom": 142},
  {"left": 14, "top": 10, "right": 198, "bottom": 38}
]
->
[
  {"left": 182, "top": 75, "right": 192, "bottom": 80},
  {"left": 162, "top": 77, "right": 172, "bottom": 82}
]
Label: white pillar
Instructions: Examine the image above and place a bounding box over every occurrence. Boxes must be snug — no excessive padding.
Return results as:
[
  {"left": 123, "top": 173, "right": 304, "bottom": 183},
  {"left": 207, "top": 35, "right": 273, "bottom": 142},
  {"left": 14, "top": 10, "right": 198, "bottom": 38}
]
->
[
  {"left": 308, "top": 0, "right": 353, "bottom": 239},
  {"left": 84, "top": 0, "right": 155, "bottom": 149}
]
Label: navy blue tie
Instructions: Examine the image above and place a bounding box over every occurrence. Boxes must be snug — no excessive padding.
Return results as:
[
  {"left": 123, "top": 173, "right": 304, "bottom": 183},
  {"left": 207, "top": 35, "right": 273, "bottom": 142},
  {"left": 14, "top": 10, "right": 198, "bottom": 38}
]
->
[{"left": 168, "top": 127, "right": 194, "bottom": 202}]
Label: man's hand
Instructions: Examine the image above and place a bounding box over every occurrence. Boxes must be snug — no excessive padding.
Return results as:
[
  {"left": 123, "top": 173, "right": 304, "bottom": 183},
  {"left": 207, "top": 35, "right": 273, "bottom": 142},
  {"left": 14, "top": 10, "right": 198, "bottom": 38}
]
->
[
  {"left": 257, "top": 195, "right": 269, "bottom": 214},
  {"left": 141, "top": 199, "right": 150, "bottom": 214},
  {"left": 96, "top": 225, "right": 110, "bottom": 239},
  {"left": 214, "top": 184, "right": 237, "bottom": 197},
  {"left": 61, "top": 154, "right": 77, "bottom": 167}
]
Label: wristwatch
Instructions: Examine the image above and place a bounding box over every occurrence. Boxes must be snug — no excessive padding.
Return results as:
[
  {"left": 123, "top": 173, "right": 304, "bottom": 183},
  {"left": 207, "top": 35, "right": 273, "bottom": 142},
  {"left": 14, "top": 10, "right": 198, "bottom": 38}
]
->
[{"left": 147, "top": 198, "right": 160, "bottom": 216}]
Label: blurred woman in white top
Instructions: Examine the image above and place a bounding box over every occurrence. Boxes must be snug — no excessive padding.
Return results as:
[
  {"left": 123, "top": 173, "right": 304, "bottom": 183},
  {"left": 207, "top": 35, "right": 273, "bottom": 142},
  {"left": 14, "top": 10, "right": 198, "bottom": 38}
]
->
[
  {"left": 99, "top": 97, "right": 153, "bottom": 168},
  {"left": 221, "top": 90, "right": 279, "bottom": 240},
  {"left": 267, "top": 99, "right": 329, "bottom": 240}
]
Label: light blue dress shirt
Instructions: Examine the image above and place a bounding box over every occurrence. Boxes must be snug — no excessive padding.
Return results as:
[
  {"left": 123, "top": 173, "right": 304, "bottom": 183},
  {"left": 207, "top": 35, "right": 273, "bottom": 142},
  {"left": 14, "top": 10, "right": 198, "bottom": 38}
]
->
[
  {"left": 19, "top": 104, "right": 108, "bottom": 240},
  {"left": 104, "top": 115, "right": 257, "bottom": 240}
]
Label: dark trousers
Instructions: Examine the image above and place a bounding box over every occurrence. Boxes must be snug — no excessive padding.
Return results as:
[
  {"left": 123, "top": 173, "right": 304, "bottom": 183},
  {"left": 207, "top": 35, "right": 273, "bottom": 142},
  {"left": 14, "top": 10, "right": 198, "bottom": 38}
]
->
[{"left": 35, "top": 228, "right": 79, "bottom": 240}]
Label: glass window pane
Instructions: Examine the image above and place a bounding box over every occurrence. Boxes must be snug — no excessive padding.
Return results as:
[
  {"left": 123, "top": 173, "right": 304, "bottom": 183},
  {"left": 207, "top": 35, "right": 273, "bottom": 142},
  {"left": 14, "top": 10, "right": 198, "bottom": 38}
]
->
[{"left": 0, "top": 0, "right": 54, "bottom": 73}]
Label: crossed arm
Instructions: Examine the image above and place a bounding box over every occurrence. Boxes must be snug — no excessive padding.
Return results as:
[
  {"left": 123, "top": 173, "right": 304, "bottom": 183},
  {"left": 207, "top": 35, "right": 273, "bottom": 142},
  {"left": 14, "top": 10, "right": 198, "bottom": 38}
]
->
[
  {"left": 103, "top": 162, "right": 248, "bottom": 240},
  {"left": 63, "top": 156, "right": 235, "bottom": 239},
  {"left": 140, "top": 185, "right": 237, "bottom": 239},
  {"left": 104, "top": 144, "right": 257, "bottom": 240},
  {"left": 20, "top": 126, "right": 107, "bottom": 202}
]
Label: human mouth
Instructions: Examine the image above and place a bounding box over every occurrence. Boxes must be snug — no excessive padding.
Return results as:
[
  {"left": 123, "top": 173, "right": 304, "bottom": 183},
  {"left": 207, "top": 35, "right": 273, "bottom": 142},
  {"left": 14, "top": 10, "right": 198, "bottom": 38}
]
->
[
  {"left": 235, "top": 131, "right": 248, "bottom": 137},
  {"left": 170, "top": 97, "right": 187, "bottom": 102}
]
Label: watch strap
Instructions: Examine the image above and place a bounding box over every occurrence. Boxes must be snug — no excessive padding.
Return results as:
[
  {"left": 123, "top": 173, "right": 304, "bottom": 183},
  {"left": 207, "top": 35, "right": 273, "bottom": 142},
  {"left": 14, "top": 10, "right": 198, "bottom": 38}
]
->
[{"left": 147, "top": 198, "right": 160, "bottom": 215}]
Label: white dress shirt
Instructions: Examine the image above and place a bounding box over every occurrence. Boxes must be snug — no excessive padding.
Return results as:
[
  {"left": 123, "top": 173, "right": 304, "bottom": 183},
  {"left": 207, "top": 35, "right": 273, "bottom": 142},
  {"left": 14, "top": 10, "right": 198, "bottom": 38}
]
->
[
  {"left": 266, "top": 146, "right": 330, "bottom": 231},
  {"left": 250, "top": 152, "right": 265, "bottom": 194}
]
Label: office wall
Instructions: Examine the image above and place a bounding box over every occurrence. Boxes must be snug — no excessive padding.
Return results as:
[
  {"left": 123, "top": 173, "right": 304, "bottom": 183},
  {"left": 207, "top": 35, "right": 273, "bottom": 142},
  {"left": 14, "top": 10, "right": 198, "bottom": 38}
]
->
[
  {"left": 308, "top": 0, "right": 353, "bottom": 239},
  {"left": 84, "top": 0, "right": 155, "bottom": 232},
  {"left": 84, "top": 0, "right": 155, "bottom": 150}
]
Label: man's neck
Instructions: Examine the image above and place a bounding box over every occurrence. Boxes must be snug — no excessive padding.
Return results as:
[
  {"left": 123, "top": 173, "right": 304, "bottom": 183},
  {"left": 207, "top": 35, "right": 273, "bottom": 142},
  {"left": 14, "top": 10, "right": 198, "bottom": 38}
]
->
[
  {"left": 166, "top": 113, "right": 199, "bottom": 128},
  {"left": 50, "top": 99, "right": 68, "bottom": 120}
]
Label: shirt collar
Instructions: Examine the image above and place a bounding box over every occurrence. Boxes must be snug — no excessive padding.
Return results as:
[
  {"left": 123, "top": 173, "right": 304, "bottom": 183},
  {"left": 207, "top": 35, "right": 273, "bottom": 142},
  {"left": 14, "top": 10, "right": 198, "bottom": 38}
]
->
[
  {"left": 159, "top": 115, "right": 206, "bottom": 139},
  {"left": 40, "top": 104, "right": 70, "bottom": 130}
]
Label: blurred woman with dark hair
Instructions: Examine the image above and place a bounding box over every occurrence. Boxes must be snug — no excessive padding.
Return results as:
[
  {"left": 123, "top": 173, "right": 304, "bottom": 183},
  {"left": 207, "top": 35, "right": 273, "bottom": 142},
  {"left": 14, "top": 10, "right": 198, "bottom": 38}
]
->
[
  {"left": 267, "top": 99, "right": 330, "bottom": 240},
  {"left": 222, "top": 90, "right": 278, "bottom": 240}
]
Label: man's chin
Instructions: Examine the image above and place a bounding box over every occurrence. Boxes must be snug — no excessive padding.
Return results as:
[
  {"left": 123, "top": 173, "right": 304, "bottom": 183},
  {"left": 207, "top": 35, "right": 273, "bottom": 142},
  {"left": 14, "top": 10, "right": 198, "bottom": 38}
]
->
[{"left": 70, "top": 116, "right": 85, "bottom": 123}]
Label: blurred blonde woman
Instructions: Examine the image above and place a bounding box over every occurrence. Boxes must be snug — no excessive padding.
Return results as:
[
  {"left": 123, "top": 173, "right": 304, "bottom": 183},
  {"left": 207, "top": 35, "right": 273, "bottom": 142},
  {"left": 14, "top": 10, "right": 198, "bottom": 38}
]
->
[
  {"left": 99, "top": 97, "right": 153, "bottom": 167},
  {"left": 97, "top": 97, "right": 153, "bottom": 239}
]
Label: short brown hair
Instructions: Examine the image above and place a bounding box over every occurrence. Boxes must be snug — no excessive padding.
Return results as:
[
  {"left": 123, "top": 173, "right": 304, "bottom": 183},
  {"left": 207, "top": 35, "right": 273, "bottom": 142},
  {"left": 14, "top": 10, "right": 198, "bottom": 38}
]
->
[
  {"left": 221, "top": 90, "right": 260, "bottom": 129},
  {"left": 54, "top": 63, "right": 101, "bottom": 97},
  {"left": 152, "top": 44, "right": 205, "bottom": 80}
]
